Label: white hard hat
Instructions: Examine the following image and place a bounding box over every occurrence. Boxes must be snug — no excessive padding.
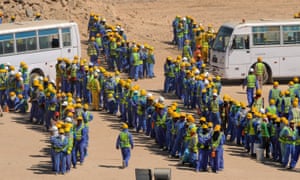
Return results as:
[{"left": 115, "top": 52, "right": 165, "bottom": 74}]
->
[
  {"left": 204, "top": 79, "right": 209, "bottom": 85},
  {"left": 120, "top": 28, "right": 124, "bottom": 31},
  {"left": 158, "top": 96, "right": 165, "bottom": 103},
  {"left": 204, "top": 72, "right": 209, "bottom": 77},
  {"left": 39, "top": 76, "right": 43, "bottom": 81},
  {"left": 50, "top": 126, "right": 58, "bottom": 132},
  {"left": 146, "top": 93, "right": 153, "bottom": 98},
  {"left": 65, "top": 117, "right": 72, "bottom": 123},
  {"left": 182, "top": 57, "right": 188, "bottom": 62},
  {"left": 260, "top": 108, "right": 265, "bottom": 114},
  {"left": 249, "top": 68, "right": 254, "bottom": 72},
  {"left": 62, "top": 101, "right": 68, "bottom": 106},
  {"left": 182, "top": 17, "right": 186, "bottom": 21},
  {"left": 213, "top": 93, "right": 218, "bottom": 96},
  {"left": 194, "top": 69, "right": 200, "bottom": 75},
  {"left": 89, "top": 62, "right": 94, "bottom": 66}
]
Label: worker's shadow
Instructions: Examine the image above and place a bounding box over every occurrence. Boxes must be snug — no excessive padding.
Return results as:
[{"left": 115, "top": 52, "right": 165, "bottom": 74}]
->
[{"left": 98, "top": 164, "right": 122, "bottom": 169}]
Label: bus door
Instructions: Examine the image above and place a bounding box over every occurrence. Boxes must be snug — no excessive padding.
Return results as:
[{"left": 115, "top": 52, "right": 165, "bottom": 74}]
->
[
  {"left": 227, "top": 34, "right": 251, "bottom": 77},
  {"left": 60, "top": 27, "right": 76, "bottom": 59}
]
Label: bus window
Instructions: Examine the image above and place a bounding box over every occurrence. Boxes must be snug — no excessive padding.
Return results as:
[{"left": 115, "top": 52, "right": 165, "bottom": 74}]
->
[
  {"left": 283, "top": 25, "right": 300, "bottom": 44},
  {"left": 212, "top": 26, "right": 233, "bottom": 52},
  {"left": 232, "top": 35, "right": 249, "bottom": 49},
  {"left": 253, "top": 26, "right": 280, "bottom": 45},
  {"left": 62, "top": 28, "right": 71, "bottom": 47},
  {"left": 0, "top": 34, "right": 14, "bottom": 55},
  {"left": 16, "top": 31, "right": 37, "bottom": 52},
  {"left": 38, "top": 28, "right": 59, "bottom": 49}
]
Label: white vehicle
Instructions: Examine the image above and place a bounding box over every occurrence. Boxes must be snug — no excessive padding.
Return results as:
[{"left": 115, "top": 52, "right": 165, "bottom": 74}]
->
[
  {"left": 0, "top": 20, "right": 81, "bottom": 81},
  {"left": 210, "top": 19, "right": 300, "bottom": 83}
]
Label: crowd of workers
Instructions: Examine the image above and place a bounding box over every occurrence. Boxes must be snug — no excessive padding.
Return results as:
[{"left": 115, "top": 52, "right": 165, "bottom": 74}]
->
[
  {"left": 1, "top": 12, "right": 300, "bottom": 175},
  {"left": 86, "top": 13, "right": 156, "bottom": 81},
  {"left": 164, "top": 15, "right": 300, "bottom": 171}
]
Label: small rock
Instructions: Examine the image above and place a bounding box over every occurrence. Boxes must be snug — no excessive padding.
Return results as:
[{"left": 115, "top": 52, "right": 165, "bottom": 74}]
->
[{"left": 25, "top": 7, "right": 33, "bottom": 17}]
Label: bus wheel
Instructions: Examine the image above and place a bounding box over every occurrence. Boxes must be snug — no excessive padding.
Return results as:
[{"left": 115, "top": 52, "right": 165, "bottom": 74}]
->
[{"left": 263, "top": 67, "right": 272, "bottom": 84}]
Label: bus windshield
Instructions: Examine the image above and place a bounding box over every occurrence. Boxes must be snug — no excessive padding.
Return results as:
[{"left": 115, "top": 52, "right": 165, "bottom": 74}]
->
[{"left": 212, "top": 26, "right": 233, "bottom": 52}]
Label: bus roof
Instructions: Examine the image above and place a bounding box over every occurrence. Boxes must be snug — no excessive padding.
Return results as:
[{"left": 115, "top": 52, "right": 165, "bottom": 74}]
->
[
  {"left": 222, "top": 19, "right": 300, "bottom": 29},
  {"left": 0, "top": 20, "right": 77, "bottom": 33}
]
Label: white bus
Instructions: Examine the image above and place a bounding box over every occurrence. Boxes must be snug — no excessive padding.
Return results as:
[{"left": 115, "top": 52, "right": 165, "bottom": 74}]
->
[
  {"left": 210, "top": 19, "right": 300, "bottom": 83},
  {"left": 0, "top": 20, "right": 81, "bottom": 81}
]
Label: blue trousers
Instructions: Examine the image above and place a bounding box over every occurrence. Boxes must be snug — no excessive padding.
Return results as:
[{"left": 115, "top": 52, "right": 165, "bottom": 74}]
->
[
  {"left": 246, "top": 88, "right": 254, "bottom": 107},
  {"left": 146, "top": 63, "right": 154, "bottom": 78},
  {"left": 23, "top": 84, "right": 29, "bottom": 99},
  {"left": 171, "top": 135, "right": 183, "bottom": 157},
  {"left": 46, "top": 111, "right": 55, "bottom": 130},
  {"left": 53, "top": 151, "right": 61, "bottom": 173},
  {"left": 197, "top": 149, "right": 210, "bottom": 171},
  {"left": 155, "top": 126, "right": 166, "bottom": 148},
  {"left": 0, "top": 89, "right": 6, "bottom": 106},
  {"left": 249, "top": 135, "right": 256, "bottom": 155},
  {"left": 76, "top": 81, "right": 83, "bottom": 98},
  {"left": 290, "top": 145, "right": 300, "bottom": 168},
  {"left": 178, "top": 37, "right": 184, "bottom": 50},
  {"left": 211, "top": 149, "right": 222, "bottom": 172},
  {"left": 145, "top": 117, "right": 152, "bottom": 136},
  {"left": 90, "top": 55, "right": 98, "bottom": 66},
  {"left": 137, "top": 114, "right": 146, "bottom": 132},
  {"left": 282, "top": 144, "right": 295, "bottom": 167},
  {"left": 121, "top": 148, "right": 131, "bottom": 167},
  {"left": 66, "top": 153, "right": 72, "bottom": 171},
  {"left": 60, "top": 152, "right": 67, "bottom": 174},
  {"left": 72, "top": 140, "right": 85, "bottom": 166},
  {"left": 210, "top": 112, "right": 221, "bottom": 126},
  {"left": 30, "top": 101, "right": 38, "bottom": 120}
]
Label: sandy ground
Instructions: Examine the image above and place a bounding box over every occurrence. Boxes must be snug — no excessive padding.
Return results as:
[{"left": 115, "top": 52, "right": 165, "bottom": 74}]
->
[{"left": 1, "top": 0, "right": 300, "bottom": 179}]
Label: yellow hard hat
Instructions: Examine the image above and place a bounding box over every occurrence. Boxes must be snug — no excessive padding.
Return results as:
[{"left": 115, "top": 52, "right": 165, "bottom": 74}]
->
[
  {"left": 257, "top": 57, "right": 263, "bottom": 62},
  {"left": 269, "top": 99, "right": 275, "bottom": 105},
  {"left": 187, "top": 114, "right": 195, "bottom": 123},
  {"left": 122, "top": 123, "right": 128, "bottom": 129},
  {"left": 83, "top": 104, "right": 89, "bottom": 110},
  {"left": 293, "top": 101, "right": 298, "bottom": 107},
  {"left": 140, "top": 89, "right": 147, "bottom": 96},
  {"left": 289, "top": 81, "right": 294, "bottom": 86},
  {"left": 200, "top": 117, "right": 206, "bottom": 122},
  {"left": 18, "top": 94, "right": 23, "bottom": 99},
  {"left": 214, "top": 124, "right": 221, "bottom": 131},
  {"left": 208, "top": 122, "right": 213, "bottom": 128},
  {"left": 293, "top": 77, "right": 299, "bottom": 83},
  {"left": 256, "top": 89, "right": 262, "bottom": 96},
  {"left": 108, "top": 93, "right": 113, "bottom": 98},
  {"left": 59, "top": 128, "right": 65, "bottom": 134},
  {"left": 9, "top": 91, "right": 15, "bottom": 97},
  {"left": 273, "top": 81, "right": 279, "bottom": 86},
  {"left": 77, "top": 116, "right": 83, "bottom": 121},
  {"left": 178, "top": 112, "right": 185, "bottom": 118},
  {"left": 215, "top": 76, "right": 221, "bottom": 81},
  {"left": 190, "top": 127, "right": 197, "bottom": 134},
  {"left": 240, "top": 102, "right": 246, "bottom": 108},
  {"left": 67, "top": 112, "right": 73, "bottom": 117},
  {"left": 90, "top": 37, "right": 95, "bottom": 41},
  {"left": 247, "top": 113, "right": 253, "bottom": 119},
  {"left": 285, "top": 90, "right": 290, "bottom": 95},
  {"left": 202, "top": 124, "right": 208, "bottom": 129}
]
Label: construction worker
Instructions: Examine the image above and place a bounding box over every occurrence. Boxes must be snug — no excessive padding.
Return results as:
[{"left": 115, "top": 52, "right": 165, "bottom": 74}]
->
[
  {"left": 130, "top": 47, "right": 140, "bottom": 81},
  {"left": 268, "top": 81, "right": 281, "bottom": 103},
  {"left": 10, "top": 15, "right": 16, "bottom": 23},
  {"left": 136, "top": 89, "right": 147, "bottom": 132},
  {"left": 34, "top": 12, "right": 41, "bottom": 21},
  {"left": 146, "top": 46, "right": 155, "bottom": 78},
  {"left": 107, "top": 93, "right": 117, "bottom": 114},
  {"left": 87, "top": 37, "right": 99, "bottom": 65},
  {"left": 281, "top": 90, "right": 292, "bottom": 118},
  {"left": 234, "top": 102, "right": 247, "bottom": 145},
  {"left": 261, "top": 115, "right": 270, "bottom": 158},
  {"left": 164, "top": 57, "right": 176, "bottom": 93},
  {"left": 290, "top": 122, "right": 300, "bottom": 169},
  {"left": 0, "top": 64, "right": 7, "bottom": 108},
  {"left": 72, "top": 116, "right": 87, "bottom": 168},
  {"left": 53, "top": 128, "right": 68, "bottom": 175},
  {"left": 196, "top": 124, "right": 211, "bottom": 172},
  {"left": 14, "top": 72, "right": 24, "bottom": 96},
  {"left": 155, "top": 103, "right": 167, "bottom": 149},
  {"left": 288, "top": 101, "right": 300, "bottom": 124},
  {"left": 288, "top": 81, "right": 297, "bottom": 101},
  {"left": 109, "top": 38, "right": 117, "bottom": 70},
  {"left": 266, "top": 99, "right": 277, "bottom": 115},
  {"left": 0, "top": 12, "right": 3, "bottom": 24},
  {"left": 188, "top": 126, "right": 198, "bottom": 168},
  {"left": 252, "top": 89, "right": 263, "bottom": 112},
  {"left": 209, "top": 93, "right": 223, "bottom": 126},
  {"left": 170, "top": 112, "right": 186, "bottom": 158},
  {"left": 280, "top": 120, "right": 296, "bottom": 168},
  {"left": 246, "top": 112, "right": 257, "bottom": 156},
  {"left": 211, "top": 125, "right": 225, "bottom": 173},
  {"left": 177, "top": 23, "right": 184, "bottom": 50},
  {"left": 182, "top": 40, "right": 192, "bottom": 60},
  {"left": 243, "top": 68, "right": 258, "bottom": 107},
  {"left": 116, "top": 123, "right": 134, "bottom": 168},
  {"left": 7, "top": 91, "right": 19, "bottom": 111},
  {"left": 64, "top": 123, "right": 73, "bottom": 173},
  {"left": 14, "top": 94, "right": 27, "bottom": 113},
  {"left": 90, "top": 72, "right": 100, "bottom": 111},
  {"left": 70, "top": 60, "right": 78, "bottom": 95},
  {"left": 254, "top": 57, "right": 267, "bottom": 89}
]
